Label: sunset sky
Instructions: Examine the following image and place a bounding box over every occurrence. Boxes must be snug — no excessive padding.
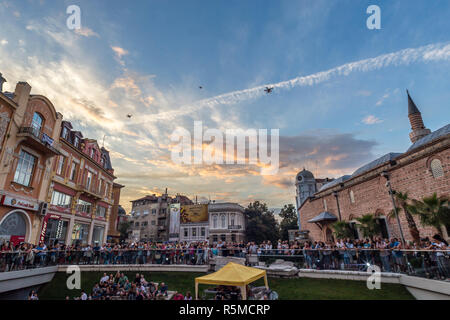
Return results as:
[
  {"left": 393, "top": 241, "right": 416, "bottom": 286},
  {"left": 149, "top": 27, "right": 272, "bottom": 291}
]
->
[{"left": 1, "top": 0, "right": 450, "bottom": 212}]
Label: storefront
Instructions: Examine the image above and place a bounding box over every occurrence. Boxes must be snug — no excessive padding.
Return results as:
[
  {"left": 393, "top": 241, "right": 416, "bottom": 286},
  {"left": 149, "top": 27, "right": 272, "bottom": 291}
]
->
[
  {"left": 71, "top": 222, "right": 90, "bottom": 245},
  {"left": 42, "top": 215, "right": 69, "bottom": 246},
  {"left": 92, "top": 225, "right": 105, "bottom": 244}
]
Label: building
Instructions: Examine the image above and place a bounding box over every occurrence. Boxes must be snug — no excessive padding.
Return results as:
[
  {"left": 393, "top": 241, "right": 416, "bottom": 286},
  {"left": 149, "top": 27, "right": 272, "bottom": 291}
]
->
[
  {"left": 180, "top": 203, "right": 209, "bottom": 242},
  {"left": 0, "top": 80, "right": 62, "bottom": 246},
  {"left": 208, "top": 202, "right": 246, "bottom": 243},
  {"left": 129, "top": 193, "right": 193, "bottom": 242},
  {"left": 294, "top": 169, "right": 333, "bottom": 229},
  {"left": 299, "top": 91, "right": 450, "bottom": 242},
  {"left": 107, "top": 182, "right": 125, "bottom": 243},
  {"left": 43, "top": 120, "right": 117, "bottom": 246}
]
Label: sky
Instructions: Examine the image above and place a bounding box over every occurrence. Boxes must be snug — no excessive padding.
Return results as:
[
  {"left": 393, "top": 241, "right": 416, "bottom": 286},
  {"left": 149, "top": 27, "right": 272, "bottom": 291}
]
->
[{"left": 1, "top": 0, "right": 450, "bottom": 213}]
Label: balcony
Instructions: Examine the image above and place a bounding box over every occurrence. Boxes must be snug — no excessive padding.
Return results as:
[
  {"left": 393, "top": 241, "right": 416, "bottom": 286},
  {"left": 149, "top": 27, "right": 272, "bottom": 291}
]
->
[
  {"left": 228, "top": 225, "right": 242, "bottom": 230},
  {"left": 17, "top": 127, "right": 60, "bottom": 156},
  {"left": 76, "top": 183, "right": 102, "bottom": 200}
]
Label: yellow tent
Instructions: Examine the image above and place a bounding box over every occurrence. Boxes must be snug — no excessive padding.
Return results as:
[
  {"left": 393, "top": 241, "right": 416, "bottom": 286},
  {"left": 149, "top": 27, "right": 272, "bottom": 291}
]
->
[{"left": 195, "top": 262, "right": 268, "bottom": 300}]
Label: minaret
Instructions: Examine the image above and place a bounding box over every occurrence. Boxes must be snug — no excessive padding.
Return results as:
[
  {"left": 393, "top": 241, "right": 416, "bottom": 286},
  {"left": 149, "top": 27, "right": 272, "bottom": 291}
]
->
[{"left": 407, "top": 90, "right": 431, "bottom": 143}]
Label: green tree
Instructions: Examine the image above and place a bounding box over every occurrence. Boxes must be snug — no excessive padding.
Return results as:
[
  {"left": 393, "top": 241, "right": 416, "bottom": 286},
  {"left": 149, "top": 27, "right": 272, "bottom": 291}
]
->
[
  {"left": 244, "top": 201, "right": 280, "bottom": 244},
  {"left": 393, "top": 191, "right": 421, "bottom": 243},
  {"left": 331, "top": 220, "right": 354, "bottom": 239},
  {"left": 408, "top": 193, "right": 450, "bottom": 236},
  {"left": 118, "top": 221, "right": 131, "bottom": 242},
  {"left": 355, "top": 214, "right": 381, "bottom": 238},
  {"left": 279, "top": 204, "right": 299, "bottom": 241}
]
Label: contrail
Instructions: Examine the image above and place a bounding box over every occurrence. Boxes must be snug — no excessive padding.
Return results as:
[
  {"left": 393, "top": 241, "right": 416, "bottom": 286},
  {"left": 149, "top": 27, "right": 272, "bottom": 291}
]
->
[{"left": 139, "top": 41, "right": 450, "bottom": 123}]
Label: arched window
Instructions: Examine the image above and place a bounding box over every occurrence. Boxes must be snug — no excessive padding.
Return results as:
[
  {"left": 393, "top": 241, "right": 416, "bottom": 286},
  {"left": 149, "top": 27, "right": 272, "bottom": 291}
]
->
[
  {"left": 31, "top": 112, "right": 43, "bottom": 135},
  {"left": 221, "top": 214, "right": 226, "bottom": 228},
  {"left": 0, "top": 212, "right": 27, "bottom": 237},
  {"left": 430, "top": 159, "right": 444, "bottom": 178},
  {"left": 230, "top": 213, "right": 235, "bottom": 226},
  {"left": 213, "top": 215, "right": 217, "bottom": 229}
]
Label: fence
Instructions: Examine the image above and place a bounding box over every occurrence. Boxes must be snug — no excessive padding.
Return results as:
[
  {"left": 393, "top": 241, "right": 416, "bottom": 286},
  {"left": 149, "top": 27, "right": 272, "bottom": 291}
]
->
[{"left": 0, "top": 248, "right": 449, "bottom": 281}]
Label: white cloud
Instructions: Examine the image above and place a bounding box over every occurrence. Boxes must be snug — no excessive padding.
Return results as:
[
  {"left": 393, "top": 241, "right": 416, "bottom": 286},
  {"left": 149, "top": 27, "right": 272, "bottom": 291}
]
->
[
  {"left": 0, "top": 39, "right": 7, "bottom": 45},
  {"left": 362, "top": 115, "right": 383, "bottom": 125},
  {"left": 75, "top": 27, "right": 100, "bottom": 38}
]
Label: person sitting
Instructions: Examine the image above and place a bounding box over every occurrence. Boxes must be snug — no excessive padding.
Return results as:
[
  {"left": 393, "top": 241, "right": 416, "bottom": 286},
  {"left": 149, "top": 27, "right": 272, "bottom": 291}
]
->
[
  {"left": 158, "top": 282, "right": 168, "bottom": 296},
  {"left": 184, "top": 291, "right": 192, "bottom": 300},
  {"left": 100, "top": 272, "right": 109, "bottom": 284}
]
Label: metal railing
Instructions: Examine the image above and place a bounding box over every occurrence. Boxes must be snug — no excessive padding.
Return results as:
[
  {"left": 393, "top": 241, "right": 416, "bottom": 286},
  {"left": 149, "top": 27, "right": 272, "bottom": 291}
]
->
[{"left": 0, "top": 248, "right": 449, "bottom": 281}]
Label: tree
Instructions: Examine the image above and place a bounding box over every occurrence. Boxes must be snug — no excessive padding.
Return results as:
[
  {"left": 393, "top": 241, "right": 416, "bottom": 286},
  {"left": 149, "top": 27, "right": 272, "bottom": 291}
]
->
[
  {"left": 118, "top": 221, "right": 131, "bottom": 242},
  {"left": 331, "top": 221, "right": 354, "bottom": 239},
  {"left": 244, "top": 201, "right": 280, "bottom": 244},
  {"left": 393, "top": 191, "right": 421, "bottom": 243},
  {"left": 356, "top": 214, "right": 381, "bottom": 238},
  {"left": 279, "top": 204, "right": 298, "bottom": 241},
  {"left": 408, "top": 193, "right": 450, "bottom": 236}
]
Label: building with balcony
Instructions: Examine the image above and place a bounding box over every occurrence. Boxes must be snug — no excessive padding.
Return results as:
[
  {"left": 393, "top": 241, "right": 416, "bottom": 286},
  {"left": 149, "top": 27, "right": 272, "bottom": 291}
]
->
[
  {"left": 129, "top": 193, "right": 192, "bottom": 242},
  {"left": 0, "top": 80, "right": 62, "bottom": 246},
  {"left": 208, "top": 202, "right": 246, "bottom": 243},
  {"left": 43, "top": 120, "right": 117, "bottom": 246}
]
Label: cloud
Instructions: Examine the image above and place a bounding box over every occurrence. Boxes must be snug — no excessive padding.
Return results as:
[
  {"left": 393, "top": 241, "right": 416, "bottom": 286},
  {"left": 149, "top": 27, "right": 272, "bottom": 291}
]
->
[
  {"left": 75, "top": 27, "right": 100, "bottom": 38},
  {"left": 362, "top": 115, "right": 383, "bottom": 125},
  {"left": 0, "top": 39, "right": 7, "bottom": 45}
]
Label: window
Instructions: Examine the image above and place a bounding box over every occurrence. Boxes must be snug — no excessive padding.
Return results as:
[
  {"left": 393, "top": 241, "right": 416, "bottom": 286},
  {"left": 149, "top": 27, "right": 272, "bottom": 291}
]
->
[
  {"left": 70, "top": 162, "right": 77, "bottom": 181},
  {"left": 323, "top": 199, "right": 328, "bottom": 211},
  {"left": 135, "top": 222, "right": 140, "bottom": 227},
  {"left": 220, "top": 234, "right": 226, "bottom": 241},
  {"left": 76, "top": 199, "right": 92, "bottom": 214},
  {"left": 74, "top": 136, "right": 80, "bottom": 148},
  {"left": 230, "top": 214, "right": 235, "bottom": 226},
  {"left": 51, "top": 191, "right": 72, "bottom": 208},
  {"left": 231, "top": 234, "right": 236, "bottom": 242},
  {"left": 192, "top": 227, "right": 197, "bottom": 237},
  {"left": 62, "top": 127, "right": 69, "bottom": 140},
  {"left": 221, "top": 214, "right": 226, "bottom": 228},
  {"left": 201, "top": 227, "right": 206, "bottom": 237},
  {"left": 213, "top": 215, "right": 217, "bottom": 229},
  {"left": 86, "top": 171, "right": 93, "bottom": 190},
  {"left": 151, "top": 221, "right": 156, "bottom": 225},
  {"left": 430, "top": 159, "right": 444, "bottom": 178},
  {"left": 13, "top": 150, "right": 36, "bottom": 186},
  {"left": 212, "top": 235, "right": 218, "bottom": 242},
  {"left": 184, "top": 228, "right": 188, "bottom": 237},
  {"left": 31, "top": 112, "right": 43, "bottom": 135},
  {"left": 96, "top": 206, "right": 106, "bottom": 218},
  {"left": 143, "top": 210, "right": 149, "bottom": 215},
  {"left": 56, "top": 156, "right": 65, "bottom": 176},
  {"left": 161, "top": 208, "right": 166, "bottom": 214},
  {"left": 349, "top": 190, "right": 355, "bottom": 204},
  {"left": 90, "top": 148, "right": 95, "bottom": 158},
  {"left": 152, "top": 209, "right": 157, "bottom": 215}
]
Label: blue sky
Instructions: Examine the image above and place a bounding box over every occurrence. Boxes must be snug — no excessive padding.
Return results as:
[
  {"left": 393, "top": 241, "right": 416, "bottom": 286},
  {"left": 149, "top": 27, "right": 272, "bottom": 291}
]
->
[{"left": 1, "top": 0, "right": 450, "bottom": 211}]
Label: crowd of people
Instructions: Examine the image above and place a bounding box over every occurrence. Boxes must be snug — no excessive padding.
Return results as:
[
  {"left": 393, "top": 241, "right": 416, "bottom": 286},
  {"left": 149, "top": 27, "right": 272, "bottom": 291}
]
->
[
  {"left": 68, "top": 271, "right": 193, "bottom": 301},
  {"left": 1, "top": 234, "right": 448, "bottom": 280}
]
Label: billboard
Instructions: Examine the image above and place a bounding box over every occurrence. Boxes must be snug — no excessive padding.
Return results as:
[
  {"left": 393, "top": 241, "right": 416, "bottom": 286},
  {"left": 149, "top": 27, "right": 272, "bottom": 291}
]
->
[
  {"left": 180, "top": 204, "right": 208, "bottom": 223},
  {"left": 169, "top": 203, "right": 180, "bottom": 241}
]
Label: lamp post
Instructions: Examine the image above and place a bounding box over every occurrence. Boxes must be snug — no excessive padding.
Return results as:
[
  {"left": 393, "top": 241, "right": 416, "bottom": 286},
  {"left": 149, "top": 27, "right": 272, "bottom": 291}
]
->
[
  {"left": 332, "top": 191, "right": 342, "bottom": 221},
  {"left": 381, "top": 171, "right": 406, "bottom": 247}
]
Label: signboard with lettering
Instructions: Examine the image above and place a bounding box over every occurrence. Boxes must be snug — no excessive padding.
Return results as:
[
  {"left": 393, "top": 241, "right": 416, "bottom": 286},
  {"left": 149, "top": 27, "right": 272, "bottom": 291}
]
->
[
  {"left": 1, "top": 195, "right": 39, "bottom": 211},
  {"left": 39, "top": 213, "right": 61, "bottom": 245}
]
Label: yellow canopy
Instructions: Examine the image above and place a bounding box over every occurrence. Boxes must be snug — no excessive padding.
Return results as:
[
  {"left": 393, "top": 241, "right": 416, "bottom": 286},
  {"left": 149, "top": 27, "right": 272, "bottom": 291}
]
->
[{"left": 195, "top": 262, "right": 268, "bottom": 300}]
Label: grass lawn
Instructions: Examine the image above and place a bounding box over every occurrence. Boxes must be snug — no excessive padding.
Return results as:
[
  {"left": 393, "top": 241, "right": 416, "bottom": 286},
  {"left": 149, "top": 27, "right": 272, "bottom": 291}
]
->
[{"left": 38, "top": 271, "right": 414, "bottom": 300}]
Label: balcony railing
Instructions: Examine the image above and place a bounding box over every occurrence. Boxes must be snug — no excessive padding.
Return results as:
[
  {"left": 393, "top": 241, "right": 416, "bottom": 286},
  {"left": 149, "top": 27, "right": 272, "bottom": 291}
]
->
[
  {"left": 18, "top": 127, "right": 59, "bottom": 155},
  {"left": 228, "top": 225, "right": 242, "bottom": 230}
]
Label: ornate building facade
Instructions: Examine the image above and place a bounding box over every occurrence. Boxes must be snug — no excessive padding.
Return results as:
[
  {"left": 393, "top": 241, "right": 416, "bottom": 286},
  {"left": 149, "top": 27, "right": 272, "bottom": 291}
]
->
[
  {"left": 208, "top": 202, "right": 246, "bottom": 243},
  {"left": 299, "top": 91, "right": 450, "bottom": 242}
]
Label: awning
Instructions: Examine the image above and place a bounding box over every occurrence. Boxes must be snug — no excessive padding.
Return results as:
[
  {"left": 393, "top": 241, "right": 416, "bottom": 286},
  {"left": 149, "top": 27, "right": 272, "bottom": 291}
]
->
[
  {"left": 195, "top": 262, "right": 268, "bottom": 300},
  {"left": 307, "top": 211, "right": 338, "bottom": 223}
]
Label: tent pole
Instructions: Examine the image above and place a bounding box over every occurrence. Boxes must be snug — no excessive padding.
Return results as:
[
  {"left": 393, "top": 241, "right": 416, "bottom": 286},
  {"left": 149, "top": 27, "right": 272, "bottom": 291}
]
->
[
  {"left": 195, "top": 281, "right": 199, "bottom": 300},
  {"left": 241, "top": 285, "right": 247, "bottom": 300},
  {"left": 264, "top": 274, "right": 268, "bottom": 289}
]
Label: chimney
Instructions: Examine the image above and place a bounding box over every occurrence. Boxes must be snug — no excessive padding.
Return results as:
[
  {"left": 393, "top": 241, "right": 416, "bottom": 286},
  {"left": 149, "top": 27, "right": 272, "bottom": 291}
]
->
[
  {"left": 0, "top": 73, "right": 6, "bottom": 92},
  {"left": 13, "top": 81, "right": 32, "bottom": 106}
]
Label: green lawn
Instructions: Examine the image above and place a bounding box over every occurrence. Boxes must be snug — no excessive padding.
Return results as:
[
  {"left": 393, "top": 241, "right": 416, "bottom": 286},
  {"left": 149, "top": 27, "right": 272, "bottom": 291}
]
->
[{"left": 38, "top": 271, "right": 414, "bottom": 300}]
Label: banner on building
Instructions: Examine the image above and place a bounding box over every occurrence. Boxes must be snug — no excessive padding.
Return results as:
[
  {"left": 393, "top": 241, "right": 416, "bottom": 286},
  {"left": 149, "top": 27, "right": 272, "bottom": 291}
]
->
[
  {"left": 180, "top": 204, "right": 208, "bottom": 223},
  {"left": 169, "top": 203, "right": 180, "bottom": 241},
  {"left": 39, "top": 213, "right": 61, "bottom": 245}
]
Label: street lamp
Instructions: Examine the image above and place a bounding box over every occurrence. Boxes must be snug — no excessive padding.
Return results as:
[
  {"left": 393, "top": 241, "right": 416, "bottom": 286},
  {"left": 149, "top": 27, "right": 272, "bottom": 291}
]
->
[
  {"left": 381, "top": 171, "right": 406, "bottom": 247},
  {"left": 332, "top": 191, "right": 342, "bottom": 221}
]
